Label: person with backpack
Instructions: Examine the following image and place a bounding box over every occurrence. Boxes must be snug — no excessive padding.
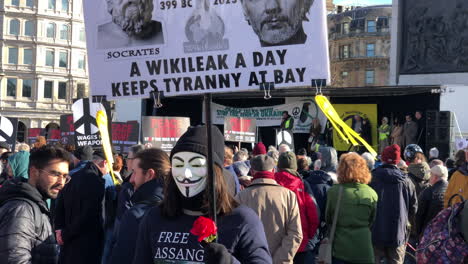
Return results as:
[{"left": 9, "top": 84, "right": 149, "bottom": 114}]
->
[
  {"left": 109, "top": 148, "right": 168, "bottom": 264},
  {"left": 444, "top": 150, "right": 468, "bottom": 207},
  {"left": 370, "top": 145, "right": 418, "bottom": 264},
  {"left": 0, "top": 145, "right": 71, "bottom": 263}
]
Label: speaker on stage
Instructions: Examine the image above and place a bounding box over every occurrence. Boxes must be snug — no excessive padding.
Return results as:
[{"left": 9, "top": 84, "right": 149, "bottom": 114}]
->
[{"left": 426, "top": 111, "right": 453, "bottom": 160}]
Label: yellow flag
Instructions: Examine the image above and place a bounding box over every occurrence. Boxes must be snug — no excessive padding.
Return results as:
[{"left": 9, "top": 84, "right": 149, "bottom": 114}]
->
[
  {"left": 96, "top": 110, "right": 120, "bottom": 185},
  {"left": 315, "top": 95, "right": 377, "bottom": 157}
]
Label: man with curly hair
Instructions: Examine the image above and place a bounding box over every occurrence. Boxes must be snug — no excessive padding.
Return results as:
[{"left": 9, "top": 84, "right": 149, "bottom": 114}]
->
[
  {"left": 240, "top": 0, "right": 314, "bottom": 46},
  {"left": 98, "top": 0, "right": 164, "bottom": 49}
]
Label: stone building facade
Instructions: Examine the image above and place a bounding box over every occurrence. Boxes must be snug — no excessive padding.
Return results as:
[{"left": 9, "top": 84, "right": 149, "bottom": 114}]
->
[
  {"left": 0, "top": 0, "right": 88, "bottom": 142},
  {"left": 328, "top": 5, "right": 392, "bottom": 88}
]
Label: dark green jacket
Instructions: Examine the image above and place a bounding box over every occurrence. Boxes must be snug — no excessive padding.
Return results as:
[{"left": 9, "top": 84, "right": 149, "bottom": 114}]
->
[{"left": 326, "top": 183, "right": 378, "bottom": 263}]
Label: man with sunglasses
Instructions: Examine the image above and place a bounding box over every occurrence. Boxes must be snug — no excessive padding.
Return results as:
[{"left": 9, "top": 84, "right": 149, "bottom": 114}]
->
[
  {"left": 55, "top": 149, "right": 110, "bottom": 264},
  {"left": 0, "top": 145, "right": 71, "bottom": 263}
]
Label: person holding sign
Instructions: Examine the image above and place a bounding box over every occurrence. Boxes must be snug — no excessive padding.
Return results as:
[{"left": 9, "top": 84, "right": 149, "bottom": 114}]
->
[
  {"left": 133, "top": 125, "right": 271, "bottom": 264},
  {"left": 240, "top": 0, "right": 314, "bottom": 47},
  {"left": 97, "top": 0, "right": 164, "bottom": 49}
]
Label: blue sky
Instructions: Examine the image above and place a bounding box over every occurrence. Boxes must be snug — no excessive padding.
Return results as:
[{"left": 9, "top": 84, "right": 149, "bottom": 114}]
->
[{"left": 334, "top": 0, "right": 392, "bottom": 6}]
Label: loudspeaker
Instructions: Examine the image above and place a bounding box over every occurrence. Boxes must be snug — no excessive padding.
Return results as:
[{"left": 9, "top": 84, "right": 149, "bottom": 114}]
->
[
  {"left": 426, "top": 111, "right": 453, "bottom": 127},
  {"left": 426, "top": 111, "right": 453, "bottom": 160}
]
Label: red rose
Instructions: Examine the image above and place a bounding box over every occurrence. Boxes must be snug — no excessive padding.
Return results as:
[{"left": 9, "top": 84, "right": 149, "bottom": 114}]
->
[{"left": 190, "top": 216, "right": 217, "bottom": 243}]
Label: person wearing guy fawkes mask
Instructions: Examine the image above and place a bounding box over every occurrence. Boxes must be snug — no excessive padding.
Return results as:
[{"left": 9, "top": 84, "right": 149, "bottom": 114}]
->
[{"left": 133, "top": 125, "right": 272, "bottom": 264}]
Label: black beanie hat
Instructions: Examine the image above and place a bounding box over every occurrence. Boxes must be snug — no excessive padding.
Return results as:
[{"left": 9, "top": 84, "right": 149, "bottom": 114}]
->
[{"left": 170, "top": 125, "right": 224, "bottom": 168}]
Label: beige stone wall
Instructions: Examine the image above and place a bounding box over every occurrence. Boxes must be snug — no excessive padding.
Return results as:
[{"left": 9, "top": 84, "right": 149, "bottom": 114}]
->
[{"left": 328, "top": 6, "right": 392, "bottom": 88}]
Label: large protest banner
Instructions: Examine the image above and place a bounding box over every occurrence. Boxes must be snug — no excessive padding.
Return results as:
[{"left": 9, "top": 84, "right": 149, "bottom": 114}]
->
[
  {"left": 224, "top": 117, "right": 256, "bottom": 143},
  {"left": 332, "top": 104, "right": 378, "bottom": 152},
  {"left": 112, "top": 121, "right": 140, "bottom": 154},
  {"left": 60, "top": 114, "right": 75, "bottom": 146},
  {"left": 72, "top": 98, "right": 112, "bottom": 148},
  {"left": 83, "top": 0, "right": 330, "bottom": 98},
  {"left": 142, "top": 117, "right": 190, "bottom": 152},
  {"left": 0, "top": 116, "right": 18, "bottom": 151},
  {"left": 211, "top": 99, "right": 327, "bottom": 134}
]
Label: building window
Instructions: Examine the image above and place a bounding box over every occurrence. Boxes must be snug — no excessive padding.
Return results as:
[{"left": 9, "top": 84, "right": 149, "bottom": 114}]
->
[
  {"left": 58, "top": 82, "right": 67, "bottom": 99},
  {"left": 23, "top": 48, "right": 33, "bottom": 65},
  {"left": 60, "top": 24, "right": 69, "bottom": 40},
  {"left": 46, "top": 50, "right": 54, "bottom": 66},
  {"left": 366, "top": 43, "right": 375, "bottom": 57},
  {"left": 11, "top": 0, "right": 19, "bottom": 6},
  {"left": 365, "top": 70, "right": 375, "bottom": 84},
  {"left": 341, "top": 71, "right": 349, "bottom": 78},
  {"left": 22, "top": 79, "right": 32, "bottom": 97},
  {"left": 79, "top": 28, "right": 86, "bottom": 42},
  {"left": 340, "top": 45, "right": 350, "bottom": 59},
  {"left": 47, "top": 23, "right": 56, "bottom": 38},
  {"left": 77, "top": 83, "right": 86, "bottom": 98},
  {"left": 377, "top": 17, "right": 389, "bottom": 31},
  {"left": 25, "top": 21, "right": 34, "bottom": 36},
  {"left": 343, "top": 22, "right": 350, "bottom": 34},
  {"left": 59, "top": 51, "right": 68, "bottom": 68},
  {"left": 26, "top": 0, "right": 34, "bottom": 7},
  {"left": 7, "top": 78, "right": 17, "bottom": 97},
  {"left": 48, "top": 0, "right": 56, "bottom": 9},
  {"left": 61, "top": 0, "right": 68, "bottom": 12},
  {"left": 9, "top": 19, "right": 20, "bottom": 35},
  {"left": 44, "top": 81, "right": 53, "bottom": 98},
  {"left": 78, "top": 55, "right": 86, "bottom": 69},
  {"left": 367, "top": 20, "right": 376, "bottom": 33},
  {"left": 8, "top": 47, "right": 18, "bottom": 64}
]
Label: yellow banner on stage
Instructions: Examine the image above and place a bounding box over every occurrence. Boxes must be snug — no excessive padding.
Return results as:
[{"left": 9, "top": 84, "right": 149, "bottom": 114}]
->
[{"left": 332, "top": 104, "right": 378, "bottom": 152}]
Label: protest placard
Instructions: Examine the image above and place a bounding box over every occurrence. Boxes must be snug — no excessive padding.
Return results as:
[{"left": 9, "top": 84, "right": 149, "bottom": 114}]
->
[
  {"left": 0, "top": 116, "right": 18, "bottom": 151},
  {"left": 224, "top": 117, "right": 256, "bottom": 143},
  {"left": 112, "top": 121, "right": 140, "bottom": 154},
  {"left": 142, "top": 116, "right": 190, "bottom": 152},
  {"left": 72, "top": 98, "right": 111, "bottom": 148}
]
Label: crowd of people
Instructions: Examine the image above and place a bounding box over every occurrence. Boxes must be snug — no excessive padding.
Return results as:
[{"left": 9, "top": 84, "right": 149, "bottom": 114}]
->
[{"left": 0, "top": 125, "right": 467, "bottom": 264}]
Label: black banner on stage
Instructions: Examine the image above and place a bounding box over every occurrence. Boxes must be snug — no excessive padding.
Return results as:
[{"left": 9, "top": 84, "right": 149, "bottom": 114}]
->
[
  {"left": 141, "top": 116, "right": 190, "bottom": 152},
  {"left": 0, "top": 116, "right": 18, "bottom": 151},
  {"left": 71, "top": 98, "right": 111, "bottom": 148},
  {"left": 112, "top": 121, "right": 140, "bottom": 154},
  {"left": 224, "top": 117, "right": 256, "bottom": 143},
  {"left": 60, "top": 114, "right": 75, "bottom": 146}
]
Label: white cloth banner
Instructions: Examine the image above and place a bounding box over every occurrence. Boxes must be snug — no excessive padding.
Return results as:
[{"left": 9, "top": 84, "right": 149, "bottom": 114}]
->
[
  {"left": 83, "top": 0, "right": 330, "bottom": 99},
  {"left": 211, "top": 98, "right": 327, "bottom": 133}
]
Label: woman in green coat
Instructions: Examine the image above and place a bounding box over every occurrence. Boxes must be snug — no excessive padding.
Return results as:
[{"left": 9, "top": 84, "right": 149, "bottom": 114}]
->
[{"left": 325, "top": 153, "right": 378, "bottom": 264}]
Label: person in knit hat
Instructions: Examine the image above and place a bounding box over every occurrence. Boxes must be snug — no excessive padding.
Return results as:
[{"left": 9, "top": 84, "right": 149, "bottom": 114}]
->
[
  {"left": 275, "top": 152, "right": 319, "bottom": 262},
  {"left": 253, "top": 142, "right": 267, "bottom": 156},
  {"left": 236, "top": 155, "right": 302, "bottom": 263},
  {"left": 370, "top": 144, "right": 418, "bottom": 263},
  {"left": 133, "top": 125, "right": 272, "bottom": 264}
]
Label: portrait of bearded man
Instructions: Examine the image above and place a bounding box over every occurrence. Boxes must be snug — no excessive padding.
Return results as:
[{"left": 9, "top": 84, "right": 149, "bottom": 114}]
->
[
  {"left": 240, "top": 0, "right": 314, "bottom": 47},
  {"left": 97, "top": 0, "right": 164, "bottom": 49}
]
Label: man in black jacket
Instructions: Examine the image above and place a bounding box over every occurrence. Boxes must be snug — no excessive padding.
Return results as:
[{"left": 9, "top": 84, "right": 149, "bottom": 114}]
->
[
  {"left": 0, "top": 146, "right": 71, "bottom": 263},
  {"left": 109, "top": 148, "right": 167, "bottom": 264},
  {"left": 55, "top": 149, "right": 109, "bottom": 264},
  {"left": 415, "top": 165, "right": 448, "bottom": 237}
]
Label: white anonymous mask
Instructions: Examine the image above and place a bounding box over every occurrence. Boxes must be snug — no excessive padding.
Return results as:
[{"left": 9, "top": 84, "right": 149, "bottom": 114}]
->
[{"left": 171, "top": 151, "right": 207, "bottom": 198}]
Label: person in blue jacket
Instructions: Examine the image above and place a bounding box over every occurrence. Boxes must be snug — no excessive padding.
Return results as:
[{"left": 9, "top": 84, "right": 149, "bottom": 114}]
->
[
  {"left": 132, "top": 125, "right": 272, "bottom": 264},
  {"left": 110, "top": 148, "right": 168, "bottom": 264}
]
